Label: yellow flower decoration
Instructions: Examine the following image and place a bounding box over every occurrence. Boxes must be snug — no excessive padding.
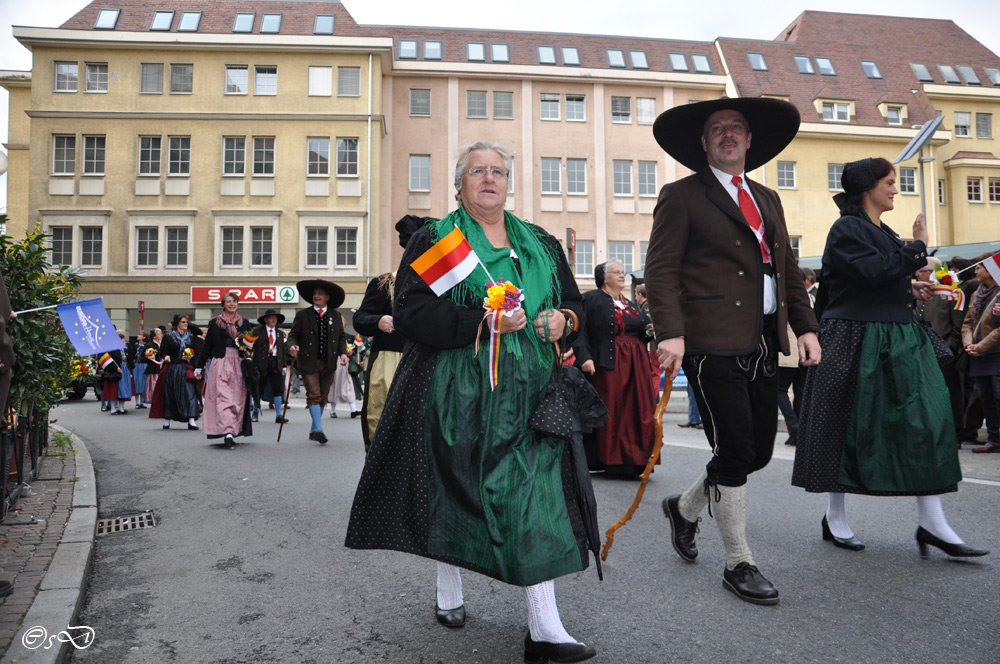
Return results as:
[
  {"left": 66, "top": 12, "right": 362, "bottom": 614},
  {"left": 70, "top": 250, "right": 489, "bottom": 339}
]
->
[{"left": 486, "top": 285, "right": 507, "bottom": 310}]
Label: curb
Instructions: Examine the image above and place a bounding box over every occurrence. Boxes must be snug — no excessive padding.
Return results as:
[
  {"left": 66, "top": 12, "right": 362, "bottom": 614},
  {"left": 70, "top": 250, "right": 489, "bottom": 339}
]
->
[{"left": 2, "top": 426, "right": 96, "bottom": 663}]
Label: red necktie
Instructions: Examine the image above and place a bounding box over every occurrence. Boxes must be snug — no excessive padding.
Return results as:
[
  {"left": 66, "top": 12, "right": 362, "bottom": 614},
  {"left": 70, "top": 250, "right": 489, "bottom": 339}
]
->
[
  {"left": 268, "top": 328, "right": 275, "bottom": 355},
  {"left": 731, "top": 175, "right": 770, "bottom": 263}
]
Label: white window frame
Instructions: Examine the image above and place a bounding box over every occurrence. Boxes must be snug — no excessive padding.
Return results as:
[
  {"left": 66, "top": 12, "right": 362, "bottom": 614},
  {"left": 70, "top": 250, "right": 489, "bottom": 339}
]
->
[
  {"left": 540, "top": 93, "right": 561, "bottom": 121},
  {"left": 638, "top": 161, "right": 657, "bottom": 197},
  {"left": 566, "top": 159, "right": 587, "bottom": 195},
  {"left": 337, "top": 67, "right": 361, "bottom": 97},
  {"left": 899, "top": 167, "right": 916, "bottom": 194},
  {"left": 54, "top": 62, "right": 78, "bottom": 92},
  {"left": 613, "top": 160, "right": 632, "bottom": 196},
  {"left": 138, "top": 136, "right": 162, "bottom": 176},
  {"left": 968, "top": 177, "right": 983, "bottom": 203},
  {"left": 83, "top": 135, "right": 106, "bottom": 176},
  {"left": 828, "top": 164, "right": 844, "bottom": 191},
  {"left": 565, "top": 94, "right": 585, "bottom": 122},
  {"left": 493, "top": 91, "right": 514, "bottom": 120},
  {"left": 938, "top": 179, "right": 946, "bottom": 205},
  {"left": 298, "top": 215, "right": 363, "bottom": 276},
  {"left": 335, "top": 227, "right": 359, "bottom": 268},
  {"left": 409, "top": 155, "right": 430, "bottom": 192},
  {"left": 84, "top": 62, "right": 108, "bottom": 92},
  {"left": 976, "top": 113, "right": 993, "bottom": 139},
  {"left": 308, "top": 66, "right": 332, "bottom": 97},
  {"left": 170, "top": 63, "right": 193, "bottom": 94},
  {"left": 954, "top": 111, "right": 971, "bottom": 137},
  {"left": 252, "top": 136, "right": 275, "bottom": 177},
  {"left": 822, "top": 102, "right": 850, "bottom": 122},
  {"left": 575, "top": 240, "right": 594, "bottom": 276},
  {"left": 541, "top": 158, "right": 561, "bottom": 194},
  {"left": 254, "top": 65, "right": 277, "bottom": 95},
  {"left": 52, "top": 135, "right": 76, "bottom": 175},
  {"left": 251, "top": 227, "right": 274, "bottom": 267},
  {"left": 989, "top": 178, "right": 1000, "bottom": 204},
  {"left": 336, "top": 138, "right": 359, "bottom": 177},
  {"left": 223, "top": 136, "right": 246, "bottom": 176},
  {"left": 220, "top": 226, "right": 245, "bottom": 268},
  {"left": 140, "top": 63, "right": 163, "bottom": 94},
  {"left": 409, "top": 89, "right": 431, "bottom": 117},
  {"left": 225, "top": 65, "right": 249, "bottom": 95},
  {"left": 777, "top": 161, "right": 796, "bottom": 189},
  {"left": 44, "top": 217, "right": 110, "bottom": 275},
  {"left": 887, "top": 106, "right": 902, "bottom": 125},
  {"left": 168, "top": 136, "right": 191, "bottom": 175},
  {"left": 636, "top": 98, "right": 656, "bottom": 125},
  {"left": 466, "top": 90, "right": 488, "bottom": 118},
  {"left": 307, "top": 137, "right": 330, "bottom": 177},
  {"left": 611, "top": 96, "right": 631, "bottom": 123}
]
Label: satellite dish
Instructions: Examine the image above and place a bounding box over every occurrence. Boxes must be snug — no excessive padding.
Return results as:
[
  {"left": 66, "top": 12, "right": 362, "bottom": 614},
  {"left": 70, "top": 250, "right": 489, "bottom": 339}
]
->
[{"left": 895, "top": 115, "right": 946, "bottom": 164}]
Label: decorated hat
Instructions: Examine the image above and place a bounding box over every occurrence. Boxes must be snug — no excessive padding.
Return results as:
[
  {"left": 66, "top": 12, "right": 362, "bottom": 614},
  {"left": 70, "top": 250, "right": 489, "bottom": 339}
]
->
[
  {"left": 652, "top": 97, "right": 800, "bottom": 172},
  {"left": 296, "top": 279, "right": 345, "bottom": 309},
  {"left": 833, "top": 158, "right": 878, "bottom": 210},
  {"left": 256, "top": 308, "right": 286, "bottom": 326}
]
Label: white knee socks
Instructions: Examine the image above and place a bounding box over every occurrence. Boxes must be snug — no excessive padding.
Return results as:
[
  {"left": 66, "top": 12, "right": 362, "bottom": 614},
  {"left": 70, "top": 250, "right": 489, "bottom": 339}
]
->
[
  {"left": 825, "top": 492, "right": 855, "bottom": 539},
  {"left": 713, "top": 484, "right": 755, "bottom": 571},
  {"left": 524, "top": 580, "right": 575, "bottom": 645},
  {"left": 917, "top": 495, "right": 963, "bottom": 544},
  {"left": 678, "top": 471, "right": 709, "bottom": 523},
  {"left": 436, "top": 562, "right": 464, "bottom": 611}
]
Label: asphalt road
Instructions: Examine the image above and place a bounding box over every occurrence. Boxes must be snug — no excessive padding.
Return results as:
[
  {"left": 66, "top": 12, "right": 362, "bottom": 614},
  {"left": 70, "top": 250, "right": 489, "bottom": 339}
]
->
[{"left": 53, "top": 395, "right": 1000, "bottom": 664}]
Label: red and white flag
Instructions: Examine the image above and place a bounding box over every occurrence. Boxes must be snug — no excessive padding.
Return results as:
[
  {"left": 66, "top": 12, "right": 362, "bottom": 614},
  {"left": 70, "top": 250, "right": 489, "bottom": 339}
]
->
[
  {"left": 982, "top": 253, "right": 1000, "bottom": 285},
  {"left": 411, "top": 227, "right": 480, "bottom": 296}
]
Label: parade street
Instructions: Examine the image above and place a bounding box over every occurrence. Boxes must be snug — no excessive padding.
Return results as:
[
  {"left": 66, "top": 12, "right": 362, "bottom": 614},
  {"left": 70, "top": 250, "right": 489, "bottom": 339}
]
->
[{"left": 52, "top": 396, "right": 998, "bottom": 664}]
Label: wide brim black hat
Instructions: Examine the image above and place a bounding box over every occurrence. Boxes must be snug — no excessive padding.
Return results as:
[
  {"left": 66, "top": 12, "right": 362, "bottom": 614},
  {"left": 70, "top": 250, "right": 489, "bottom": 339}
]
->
[
  {"left": 652, "top": 97, "right": 800, "bottom": 172},
  {"left": 257, "top": 308, "right": 286, "bottom": 326},
  {"left": 296, "top": 279, "right": 345, "bottom": 309}
]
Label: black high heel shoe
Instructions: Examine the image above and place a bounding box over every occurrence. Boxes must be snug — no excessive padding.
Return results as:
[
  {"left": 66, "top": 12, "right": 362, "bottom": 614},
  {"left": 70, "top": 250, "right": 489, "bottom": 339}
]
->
[
  {"left": 821, "top": 515, "right": 865, "bottom": 551},
  {"left": 523, "top": 633, "right": 596, "bottom": 663},
  {"left": 916, "top": 527, "right": 989, "bottom": 558},
  {"left": 435, "top": 605, "right": 466, "bottom": 628}
]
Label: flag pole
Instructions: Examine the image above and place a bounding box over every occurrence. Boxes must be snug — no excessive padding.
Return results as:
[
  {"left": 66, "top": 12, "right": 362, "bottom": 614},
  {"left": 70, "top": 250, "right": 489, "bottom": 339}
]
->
[{"left": 12, "top": 303, "right": 59, "bottom": 316}]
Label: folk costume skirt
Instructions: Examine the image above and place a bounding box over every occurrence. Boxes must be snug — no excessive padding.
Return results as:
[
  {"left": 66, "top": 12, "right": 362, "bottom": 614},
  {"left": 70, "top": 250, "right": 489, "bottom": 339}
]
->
[
  {"left": 203, "top": 347, "right": 251, "bottom": 439},
  {"left": 792, "top": 319, "right": 961, "bottom": 495},
  {"left": 149, "top": 361, "right": 200, "bottom": 422}
]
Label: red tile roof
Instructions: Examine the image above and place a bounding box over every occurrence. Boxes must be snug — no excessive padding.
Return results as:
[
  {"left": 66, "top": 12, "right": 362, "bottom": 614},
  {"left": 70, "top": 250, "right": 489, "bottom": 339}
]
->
[{"left": 950, "top": 151, "right": 998, "bottom": 160}]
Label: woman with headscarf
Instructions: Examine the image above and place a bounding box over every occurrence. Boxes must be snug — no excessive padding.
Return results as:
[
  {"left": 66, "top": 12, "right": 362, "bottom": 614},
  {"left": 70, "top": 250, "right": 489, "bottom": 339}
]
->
[
  {"left": 961, "top": 256, "right": 1000, "bottom": 453},
  {"left": 346, "top": 142, "right": 596, "bottom": 662},
  {"left": 792, "top": 157, "right": 987, "bottom": 558},
  {"left": 573, "top": 260, "right": 656, "bottom": 477},
  {"left": 194, "top": 292, "right": 253, "bottom": 448},
  {"left": 149, "top": 313, "right": 201, "bottom": 430}
]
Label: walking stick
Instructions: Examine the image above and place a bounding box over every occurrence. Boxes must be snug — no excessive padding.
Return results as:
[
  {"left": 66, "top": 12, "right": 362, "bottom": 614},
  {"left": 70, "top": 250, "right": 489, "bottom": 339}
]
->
[
  {"left": 601, "top": 364, "right": 673, "bottom": 561},
  {"left": 276, "top": 356, "right": 296, "bottom": 443}
]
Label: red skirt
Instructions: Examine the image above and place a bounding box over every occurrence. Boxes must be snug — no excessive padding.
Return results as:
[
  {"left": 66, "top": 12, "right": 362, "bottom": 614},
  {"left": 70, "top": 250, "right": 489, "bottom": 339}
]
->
[{"left": 590, "top": 335, "right": 657, "bottom": 468}]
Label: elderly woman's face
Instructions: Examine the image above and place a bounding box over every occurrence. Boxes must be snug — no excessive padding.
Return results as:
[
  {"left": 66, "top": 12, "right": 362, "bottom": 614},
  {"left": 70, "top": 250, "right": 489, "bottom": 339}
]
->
[
  {"left": 604, "top": 264, "right": 627, "bottom": 290},
  {"left": 460, "top": 149, "right": 508, "bottom": 217},
  {"left": 223, "top": 295, "right": 239, "bottom": 313}
]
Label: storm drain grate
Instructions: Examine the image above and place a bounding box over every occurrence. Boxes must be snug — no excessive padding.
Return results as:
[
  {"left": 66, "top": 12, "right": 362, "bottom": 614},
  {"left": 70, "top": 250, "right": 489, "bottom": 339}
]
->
[{"left": 96, "top": 512, "right": 156, "bottom": 536}]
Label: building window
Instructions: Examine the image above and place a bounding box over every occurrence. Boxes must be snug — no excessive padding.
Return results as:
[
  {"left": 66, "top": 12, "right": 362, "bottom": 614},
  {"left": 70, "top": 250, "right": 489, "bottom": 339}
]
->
[
  {"left": 938, "top": 179, "right": 946, "bottom": 205},
  {"left": 140, "top": 63, "right": 163, "bottom": 93},
  {"left": 575, "top": 240, "right": 594, "bottom": 276},
  {"left": 233, "top": 13, "right": 255, "bottom": 33},
  {"left": 538, "top": 46, "right": 556, "bottom": 65},
  {"left": 308, "top": 66, "right": 332, "bottom": 96},
  {"left": 178, "top": 12, "right": 201, "bottom": 31},
  {"left": 492, "top": 44, "right": 510, "bottom": 62},
  {"left": 607, "top": 49, "right": 625, "bottom": 68},
  {"left": 224, "top": 137, "right": 246, "bottom": 175},
  {"left": 95, "top": 9, "right": 120, "bottom": 29},
  {"left": 51, "top": 227, "right": 73, "bottom": 266},
  {"left": 52, "top": 135, "right": 75, "bottom": 175},
  {"left": 562, "top": 47, "right": 580, "bottom": 66},
  {"left": 822, "top": 102, "right": 849, "bottom": 122},
  {"left": 410, "top": 89, "right": 431, "bottom": 116},
  {"left": 336, "top": 138, "right": 359, "bottom": 177},
  {"left": 639, "top": 241, "right": 649, "bottom": 269},
  {"left": 493, "top": 91, "right": 514, "bottom": 120},
  {"left": 608, "top": 241, "right": 633, "bottom": 273},
  {"left": 815, "top": 57, "right": 836, "bottom": 75},
  {"left": 137, "top": 228, "right": 158, "bottom": 267},
  {"left": 306, "top": 228, "right": 327, "bottom": 267},
  {"left": 170, "top": 64, "right": 193, "bottom": 93},
  {"left": 336, "top": 228, "right": 358, "bottom": 267},
  {"left": 166, "top": 227, "right": 188, "bottom": 266},
  {"left": 399, "top": 40, "right": 417, "bottom": 59},
  {"left": 986, "top": 68, "right": 1000, "bottom": 86},
  {"left": 225, "top": 65, "right": 248, "bottom": 94},
  {"left": 138, "top": 136, "right": 161, "bottom": 175},
  {"left": 887, "top": 106, "right": 902, "bottom": 125},
  {"left": 424, "top": 41, "right": 441, "bottom": 60},
  {"left": 468, "top": 43, "right": 485, "bottom": 62},
  {"left": 794, "top": 56, "right": 814, "bottom": 74},
  {"left": 505, "top": 158, "right": 515, "bottom": 195},
  {"left": 337, "top": 67, "right": 360, "bottom": 96},
  {"left": 977, "top": 113, "right": 993, "bottom": 139},
  {"left": 221, "top": 227, "right": 244, "bottom": 267},
  {"left": 150, "top": 11, "right": 173, "bottom": 31},
  {"left": 260, "top": 14, "right": 281, "bottom": 33},
  {"left": 990, "top": 178, "right": 1000, "bottom": 203},
  {"left": 308, "top": 138, "right": 330, "bottom": 176},
  {"left": 314, "top": 15, "right": 335, "bottom": 35},
  {"left": 85, "top": 63, "right": 108, "bottom": 92},
  {"left": 255, "top": 66, "right": 277, "bottom": 95},
  {"left": 252, "top": 137, "right": 275, "bottom": 176},
  {"left": 637, "top": 98, "right": 656, "bottom": 125},
  {"left": 968, "top": 177, "right": 982, "bottom": 202},
  {"left": 541, "top": 158, "right": 561, "bottom": 194},
  {"left": 828, "top": 164, "right": 844, "bottom": 191},
  {"left": 939, "top": 65, "right": 960, "bottom": 84},
  {"left": 861, "top": 60, "right": 882, "bottom": 78},
  {"left": 613, "top": 160, "right": 632, "bottom": 195},
  {"left": 409, "top": 155, "right": 430, "bottom": 191},
  {"left": 747, "top": 53, "right": 768, "bottom": 71},
  {"left": 630, "top": 51, "right": 649, "bottom": 69},
  {"left": 81, "top": 228, "right": 103, "bottom": 267},
  {"left": 83, "top": 135, "right": 105, "bottom": 175},
  {"left": 540, "top": 93, "right": 561, "bottom": 120},
  {"left": 566, "top": 159, "right": 586, "bottom": 195},
  {"left": 54, "top": 62, "right": 78, "bottom": 92},
  {"left": 777, "top": 161, "right": 796, "bottom": 189},
  {"left": 565, "top": 94, "right": 585, "bottom": 121},
  {"left": 789, "top": 236, "right": 801, "bottom": 259},
  {"left": 955, "top": 111, "right": 971, "bottom": 137},
  {"left": 910, "top": 63, "right": 933, "bottom": 81},
  {"left": 691, "top": 54, "right": 712, "bottom": 73},
  {"left": 958, "top": 66, "right": 980, "bottom": 85},
  {"left": 169, "top": 136, "right": 190, "bottom": 175},
  {"left": 899, "top": 167, "right": 916, "bottom": 194},
  {"left": 638, "top": 161, "right": 657, "bottom": 196},
  {"left": 611, "top": 96, "right": 631, "bottom": 123},
  {"left": 466, "top": 90, "right": 488, "bottom": 118},
  {"left": 251, "top": 228, "right": 273, "bottom": 266},
  {"left": 669, "top": 53, "right": 688, "bottom": 71}
]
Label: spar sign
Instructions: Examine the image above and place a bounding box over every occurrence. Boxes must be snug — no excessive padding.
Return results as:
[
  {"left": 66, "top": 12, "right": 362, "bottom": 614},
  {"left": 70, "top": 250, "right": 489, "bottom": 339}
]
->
[{"left": 191, "top": 285, "right": 300, "bottom": 304}]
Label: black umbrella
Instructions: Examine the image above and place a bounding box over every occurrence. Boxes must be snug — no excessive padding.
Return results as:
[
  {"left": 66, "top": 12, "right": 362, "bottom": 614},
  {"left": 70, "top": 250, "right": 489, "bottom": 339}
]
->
[{"left": 240, "top": 359, "right": 261, "bottom": 410}]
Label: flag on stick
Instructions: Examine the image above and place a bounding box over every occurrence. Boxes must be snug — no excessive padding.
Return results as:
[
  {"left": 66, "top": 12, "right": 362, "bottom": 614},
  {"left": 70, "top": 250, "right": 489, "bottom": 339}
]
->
[
  {"left": 982, "top": 253, "right": 1000, "bottom": 285},
  {"left": 57, "top": 298, "right": 125, "bottom": 356},
  {"left": 411, "top": 227, "right": 481, "bottom": 296},
  {"left": 98, "top": 352, "right": 116, "bottom": 371}
]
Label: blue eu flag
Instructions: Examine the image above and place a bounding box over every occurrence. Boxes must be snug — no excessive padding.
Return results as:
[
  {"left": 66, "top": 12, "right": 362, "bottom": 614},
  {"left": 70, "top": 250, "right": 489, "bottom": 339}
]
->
[{"left": 57, "top": 298, "right": 125, "bottom": 356}]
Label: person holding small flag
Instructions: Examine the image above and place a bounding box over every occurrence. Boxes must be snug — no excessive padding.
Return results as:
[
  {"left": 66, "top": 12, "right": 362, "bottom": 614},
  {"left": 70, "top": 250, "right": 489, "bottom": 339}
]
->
[
  {"left": 99, "top": 329, "right": 132, "bottom": 415},
  {"left": 346, "top": 142, "right": 595, "bottom": 662}
]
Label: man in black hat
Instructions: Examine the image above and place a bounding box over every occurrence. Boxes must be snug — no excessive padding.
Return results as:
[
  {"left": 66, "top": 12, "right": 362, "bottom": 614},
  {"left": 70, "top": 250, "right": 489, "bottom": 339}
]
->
[
  {"left": 251, "top": 309, "right": 289, "bottom": 424},
  {"left": 287, "top": 280, "right": 348, "bottom": 444},
  {"left": 644, "top": 98, "right": 821, "bottom": 605}
]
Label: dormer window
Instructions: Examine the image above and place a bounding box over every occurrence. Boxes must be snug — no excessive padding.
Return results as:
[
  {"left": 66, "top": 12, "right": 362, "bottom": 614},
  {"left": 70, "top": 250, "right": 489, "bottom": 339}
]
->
[
  {"left": 399, "top": 40, "right": 417, "bottom": 59},
  {"left": 314, "top": 15, "right": 335, "bottom": 35},
  {"left": 538, "top": 46, "right": 556, "bottom": 65},
  {"left": 911, "top": 63, "right": 933, "bottom": 82},
  {"left": 794, "top": 56, "right": 814, "bottom": 74},
  {"left": 150, "top": 11, "right": 174, "bottom": 31},
  {"left": 887, "top": 106, "right": 902, "bottom": 125},
  {"left": 561, "top": 47, "right": 579, "bottom": 66},
  {"left": 986, "top": 68, "right": 1000, "bottom": 86},
  {"left": 815, "top": 57, "right": 836, "bottom": 75},
  {"left": 691, "top": 54, "right": 712, "bottom": 73},
  {"left": 630, "top": 51, "right": 648, "bottom": 69},
  {"left": 260, "top": 14, "right": 282, "bottom": 34},
  {"left": 958, "top": 66, "right": 980, "bottom": 85},
  {"left": 747, "top": 53, "right": 767, "bottom": 71},
  {"left": 861, "top": 60, "right": 881, "bottom": 79},
  {"left": 424, "top": 41, "right": 442, "bottom": 60},
  {"left": 233, "top": 13, "right": 255, "bottom": 33},
  {"left": 822, "top": 101, "right": 850, "bottom": 122},
  {"left": 607, "top": 49, "right": 626, "bottom": 68},
  {"left": 938, "top": 65, "right": 960, "bottom": 84},
  {"left": 468, "top": 43, "right": 485, "bottom": 62},
  {"left": 669, "top": 53, "right": 688, "bottom": 71},
  {"left": 95, "top": 9, "right": 120, "bottom": 29},
  {"left": 492, "top": 44, "right": 510, "bottom": 63}
]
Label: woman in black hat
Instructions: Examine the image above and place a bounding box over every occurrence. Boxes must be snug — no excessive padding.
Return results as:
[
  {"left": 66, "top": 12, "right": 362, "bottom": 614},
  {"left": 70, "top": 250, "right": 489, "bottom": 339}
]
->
[
  {"left": 149, "top": 313, "right": 201, "bottom": 430},
  {"left": 792, "top": 157, "right": 987, "bottom": 558}
]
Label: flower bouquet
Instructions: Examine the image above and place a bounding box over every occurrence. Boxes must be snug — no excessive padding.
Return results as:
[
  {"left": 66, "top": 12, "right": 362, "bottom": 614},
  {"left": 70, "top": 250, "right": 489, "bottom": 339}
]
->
[
  {"left": 237, "top": 331, "right": 258, "bottom": 359},
  {"left": 477, "top": 278, "right": 523, "bottom": 390},
  {"left": 931, "top": 262, "right": 966, "bottom": 311},
  {"left": 144, "top": 346, "right": 156, "bottom": 359}
]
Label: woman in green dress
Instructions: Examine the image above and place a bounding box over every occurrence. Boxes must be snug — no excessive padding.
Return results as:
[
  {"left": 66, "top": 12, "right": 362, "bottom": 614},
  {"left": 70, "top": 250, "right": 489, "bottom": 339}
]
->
[{"left": 346, "top": 142, "right": 596, "bottom": 662}]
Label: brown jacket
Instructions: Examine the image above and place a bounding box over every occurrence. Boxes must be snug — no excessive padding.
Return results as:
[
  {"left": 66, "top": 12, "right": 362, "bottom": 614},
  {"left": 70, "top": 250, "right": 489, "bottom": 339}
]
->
[
  {"left": 287, "top": 307, "right": 348, "bottom": 375},
  {"left": 961, "top": 289, "right": 1000, "bottom": 353},
  {"left": 644, "top": 170, "right": 818, "bottom": 356}
]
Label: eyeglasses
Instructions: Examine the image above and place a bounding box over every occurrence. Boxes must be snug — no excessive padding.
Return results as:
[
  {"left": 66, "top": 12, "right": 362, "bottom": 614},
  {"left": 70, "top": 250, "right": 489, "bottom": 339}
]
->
[
  {"left": 606, "top": 269, "right": 625, "bottom": 276},
  {"left": 467, "top": 166, "right": 508, "bottom": 179}
]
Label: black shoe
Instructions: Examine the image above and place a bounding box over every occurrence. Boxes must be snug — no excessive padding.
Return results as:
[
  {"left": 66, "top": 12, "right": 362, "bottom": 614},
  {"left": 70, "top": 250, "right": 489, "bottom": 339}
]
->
[
  {"left": 523, "top": 633, "right": 596, "bottom": 663},
  {"left": 821, "top": 516, "right": 865, "bottom": 551},
  {"left": 435, "top": 605, "right": 466, "bottom": 628},
  {"left": 268, "top": 403, "right": 275, "bottom": 409},
  {"left": 188, "top": 423, "right": 199, "bottom": 430},
  {"left": 351, "top": 411, "right": 361, "bottom": 418},
  {"left": 916, "top": 527, "right": 989, "bottom": 558},
  {"left": 662, "top": 495, "right": 699, "bottom": 562},
  {"left": 224, "top": 435, "right": 235, "bottom": 449},
  {"left": 309, "top": 430, "right": 328, "bottom": 445},
  {"left": 275, "top": 416, "right": 288, "bottom": 424},
  {"left": 135, "top": 403, "right": 146, "bottom": 409},
  {"left": 251, "top": 411, "right": 259, "bottom": 423},
  {"left": 101, "top": 405, "right": 111, "bottom": 412},
  {"left": 163, "top": 423, "right": 170, "bottom": 430},
  {"left": 722, "top": 562, "right": 779, "bottom": 605},
  {"left": 330, "top": 411, "right": 338, "bottom": 418}
]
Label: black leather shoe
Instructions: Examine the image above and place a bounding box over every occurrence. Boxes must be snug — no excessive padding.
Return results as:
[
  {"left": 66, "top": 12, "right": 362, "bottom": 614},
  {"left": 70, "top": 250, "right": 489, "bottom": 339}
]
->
[
  {"left": 916, "top": 527, "right": 989, "bottom": 558},
  {"left": 435, "top": 605, "right": 466, "bottom": 628},
  {"left": 821, "top": 516, "right": 865, "bottom": 551},
  {"left": 275, "top": 416, "right": 288, "bottom": 424},
  {"left": 722, "top": 562, "right": 779, "bottom": 605},
  {"left": 523, "top": 633, "right": 596, "bottom": 663},
  {"left": 224, "top": 435, "right": 235, "bottom": 449},
  {"left": 188, "top": 423, "right": 199, "bottom": 430},
  {"left": 251, "top": 411, "right": 259, "bottom": 422},
  {"left": 309, "top": 430, "right": 328, "bottom": 445},
  {"left": 351, "top": 411, "right": 362, "bottom": 418},
  {"left": 662, "top": 495, "right": 698, "bottom": 562}
]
